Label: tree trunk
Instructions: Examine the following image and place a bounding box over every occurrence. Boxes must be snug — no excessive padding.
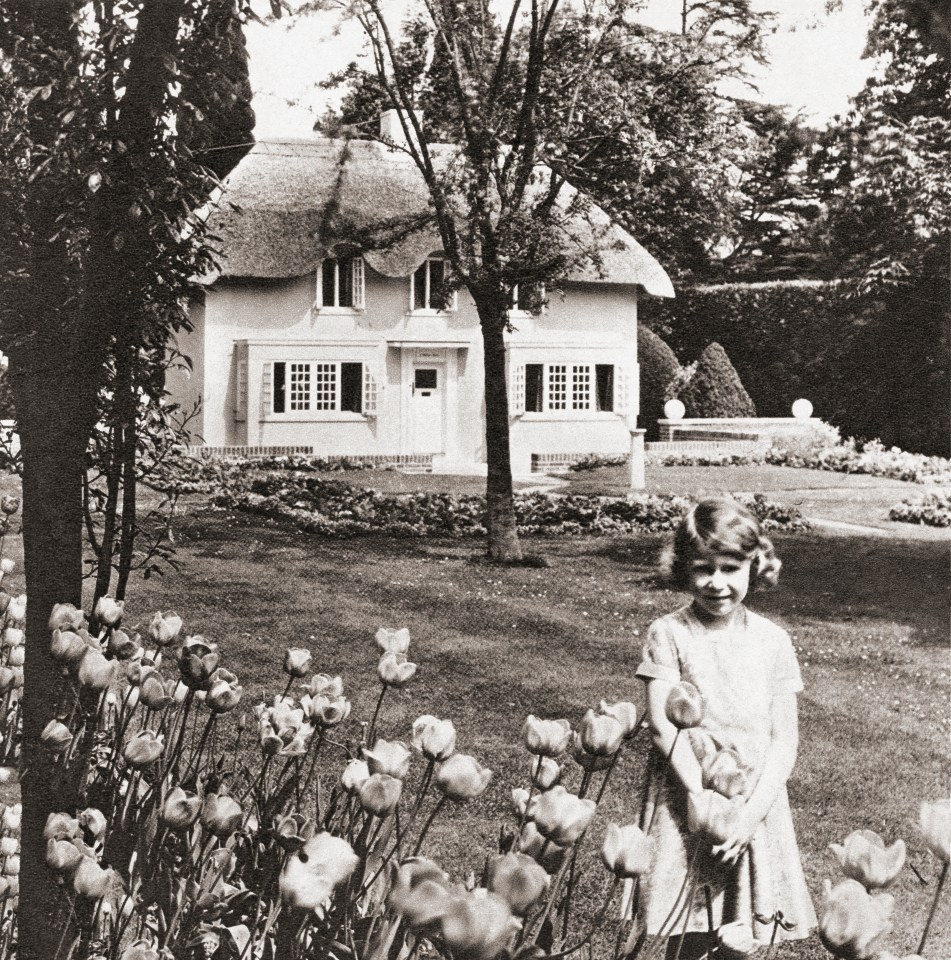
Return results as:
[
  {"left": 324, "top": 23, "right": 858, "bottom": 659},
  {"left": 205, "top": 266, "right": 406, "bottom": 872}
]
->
[{"left": 479, "top": 310, "right": 523, "bottom": 562}]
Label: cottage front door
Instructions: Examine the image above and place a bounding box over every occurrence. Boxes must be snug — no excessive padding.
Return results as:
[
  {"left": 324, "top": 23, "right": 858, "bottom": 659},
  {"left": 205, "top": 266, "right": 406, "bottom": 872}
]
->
[{"left": 409, "top": 363, "right": 445, "bottom": 454}]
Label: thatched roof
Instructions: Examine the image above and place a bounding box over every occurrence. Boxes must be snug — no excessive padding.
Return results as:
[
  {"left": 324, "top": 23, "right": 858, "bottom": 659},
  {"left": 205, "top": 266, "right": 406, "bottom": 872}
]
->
[{"left": 207, "top": 138, "right": 674, "bottom": 298}]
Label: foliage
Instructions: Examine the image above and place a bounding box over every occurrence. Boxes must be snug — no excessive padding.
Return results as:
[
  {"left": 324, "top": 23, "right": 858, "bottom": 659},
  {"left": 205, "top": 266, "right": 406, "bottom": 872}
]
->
[
  {"left": 567, "top": 454, "right": 629, "bottom": 472},
  {"left": 636, "top": 328, "right": 681, "bottom": 440},
  {"left": 889, "top": 491, "right": 951, "bottom": 528},
  {"left": 676, "top": 342, "right": 757, "bottom": 419}
]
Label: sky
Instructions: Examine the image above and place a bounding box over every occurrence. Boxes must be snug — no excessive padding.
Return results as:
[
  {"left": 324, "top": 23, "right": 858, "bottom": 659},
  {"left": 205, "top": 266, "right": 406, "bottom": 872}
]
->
[{"left": 244, "top": 0, "right": 874, "bottom": 138}]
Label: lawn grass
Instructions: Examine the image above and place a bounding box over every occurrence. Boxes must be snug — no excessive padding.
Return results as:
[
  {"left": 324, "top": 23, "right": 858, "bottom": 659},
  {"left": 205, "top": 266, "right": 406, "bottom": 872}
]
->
[{"left": 112, "top": 502, "right": 950, "bottom": 959}]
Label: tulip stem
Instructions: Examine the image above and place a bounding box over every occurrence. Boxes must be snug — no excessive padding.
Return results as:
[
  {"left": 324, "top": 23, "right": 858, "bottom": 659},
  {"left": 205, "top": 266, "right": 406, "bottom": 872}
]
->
[
  {"left": 366, "top": 685, "right": 388, "bottom": 746},
  {"left": 410, "top": 795, "right": 447, "bottom": 857},
  {"left": 918, "top": 860, "right": 948, "bottom": 956},
  {"left": 644, "top": 731, "right": 680, "bottom": 840},
  {"left": 546, "top": 877, "right": 621, "bottom": 959}
]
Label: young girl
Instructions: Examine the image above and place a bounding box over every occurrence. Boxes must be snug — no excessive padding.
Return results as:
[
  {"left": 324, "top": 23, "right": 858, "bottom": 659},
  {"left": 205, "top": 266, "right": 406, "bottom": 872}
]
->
[{"left": 636, "top": 499, "right": 816, "bottom": 959}]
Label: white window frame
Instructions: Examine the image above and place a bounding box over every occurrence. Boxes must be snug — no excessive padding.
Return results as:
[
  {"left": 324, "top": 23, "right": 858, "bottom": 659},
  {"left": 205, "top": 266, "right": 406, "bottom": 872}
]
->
[
  {"left": 266, "top": 360, "right": 374, "bottom": 419},
  {"left": 520, "top": 362, "right": 617, "bottom": 415},
  {"left": 315, "top": 256, "right": 365, "bottom": 311},
  {"left": 409, "top": 257, "right": 457, "bottom": 313}
]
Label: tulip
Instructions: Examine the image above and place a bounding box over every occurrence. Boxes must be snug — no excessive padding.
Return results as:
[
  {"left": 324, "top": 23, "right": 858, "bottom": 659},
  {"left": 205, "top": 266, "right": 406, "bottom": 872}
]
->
[
  {"left": 363, "top": 739, "right": 411, "bottom": 780},
  {"left": 77, "top": 648, "right": 117, "bottom": 690},
  {"left": 388, "top": 858, "right": 451, "bottom": 931},
  {"left": 0, "top": 497, "right": 18, "bottom": 515},
  {"left": 300, "top": 692, "right": 351, "bottom": 728},
  {"left": 5, "top": 645, "right": 22, "bottom": 668},
  {"left": 278, "top": 832, "right": 359, "bottom": 914},
  {"left": 570, "top": 731, "right": 613, "bottom": 772},
  {"left": 283, "top": 647, "right": 313, "bottom": 677},
  {"left": 602, "top": 823, "right": 654, "bottom": 878},
  {"left": 50, "top": 629, "right": 88, "bottom": 664},
  {"left": 148, "top": 612, "right": 183, "bottom": 647},
  {"left": 273, "top": 813, "right": 317, "bottom": 852},
  {"left": 717, "top": 921, "right": 759, "bottom": 959},
  {"left": 107, "top": 629, "right": 139, "bottom": 660},
  {"left": 6, "top": 595, "right": 25, "bottom": 624},
  {"left": 2, "top": 803, "right": 21, "bottom": 835},
  {"left": 358, "top": 773, "right": 403, "bottom": 817},
  {"left": 531, "top": 785, "right": 597, "bottom": 846},
  {"left": 435, "top": 753, "right": 493, "bottom": 802},
  {"left": 687, "top": 790, "right": 746, "bottom": 845},
  {"left": 78, "top": 808, "right": 107, "bottom": 845},
  {"left": 206, "top": 668, "right": 243, "bottom": 713},
  {"left": 830, "top": 830, "right": 906, "bottom": 890},
  {"left": 920, "top": 798, "right": 951, "bottom": 863},
  {"left": 139, "top": 672, "right": 175, "bottom": 710},
  {"left": 522, "top": 715, "right": 572, "bottom": 757},
  {"left": 531, "top": 756, "right": 561, "bottom": 790},
  {"left": 73, "top": 858, "right": 119, "bottom": 898},
  {"left": 46, "top": 837, "right": 85, "bottom": 873},
  {"left": 161, "top": 787, "right": 202, "bottom": 831},
  {"left": 0, "top": 838, "right": 17, "bottom": 858},
  {"left": 599, "top": 699, "right": 639, "bottom": 737},
  {"left": 378, "top": 651, "right": 417, "bottom": 688},
  {"left": 304, "top": 673, "right": 344, "bottom": 698},
  {"left": 340, "top": 759, "right": 370, "bottom": 794},
  {"left": 579, "top": 709, "right": 625, "bottom": 757},
  {"left": 702, "top": 748, "right": 749, "bottom": 800},
  {"left": 665, "top": 681, "right": 704, "bottom": 728},
  {"left": 94, "top": 596, "right": 124, "bottom": 627},
  {"left": 0, "top": 668, "right": 14, "bottom": 696},
  {"left": 120, "top": 942, "right": 162, "bottom": 960},
  {"left": 10, "top": 666, "right": 22, "bottom": 689},
  {"left": 440, "top": 888, "right": 520, "bottom": 960},
  {"left": 0, "top": 560, "right": 14, "bottom": 575},
  {"left": 44, "top": 812, "right": 80, "bottom": 841},
  {"left": 41, "top": 719, "right": 73, "bottom": 754},
  {"left": 49, "top": 603, "right": 85, "bottom": 632},
  {"left": 2, "top": 627, "right": 22, "bottom": 648},
  {"left": 2, "top": 855, "right": 18, "bottom": 877},
  {"left": 487, "top": 852, "right": 550, "bottom": 915},
  {"left": 819, "top": 878, "right": 893, "bottom": 960},
  {"left": 412, "top": 715, "right": 457, "bottom": 761},
  {"left": 375, "top": 626, "right": 410, "bottom": 654},
  {"left": 516, "top": 820, "right": 568, "bottom": 873},
  {"left": 179, "top": 636, "right": 220, "bottom": 690},
  {"left": 200, "top": 791, "right": 244, "bottom": 837},
  {"left": 123, "top": 731, "right": 164, "bottom": 769}
]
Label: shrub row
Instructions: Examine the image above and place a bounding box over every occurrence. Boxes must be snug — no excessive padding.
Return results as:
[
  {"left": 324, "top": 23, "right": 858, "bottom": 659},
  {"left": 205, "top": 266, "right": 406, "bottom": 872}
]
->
[{"left": 889, "top": 492, "right": 951, "bottom": 528}]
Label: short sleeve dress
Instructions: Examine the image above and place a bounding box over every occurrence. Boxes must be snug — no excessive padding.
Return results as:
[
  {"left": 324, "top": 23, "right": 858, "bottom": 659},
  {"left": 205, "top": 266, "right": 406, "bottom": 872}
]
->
[{"left": 634, "top": 603, "right": 817, "bottom": 944}]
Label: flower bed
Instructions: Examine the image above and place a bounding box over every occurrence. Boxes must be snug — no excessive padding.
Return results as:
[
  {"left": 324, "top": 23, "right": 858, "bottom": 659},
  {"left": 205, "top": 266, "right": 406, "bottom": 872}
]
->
[
  {"left": 213, "top": 478, "right": 810, "bottom": 538},
  {"left": 889, "top": 492, "right": 951, "bottom": 528}
]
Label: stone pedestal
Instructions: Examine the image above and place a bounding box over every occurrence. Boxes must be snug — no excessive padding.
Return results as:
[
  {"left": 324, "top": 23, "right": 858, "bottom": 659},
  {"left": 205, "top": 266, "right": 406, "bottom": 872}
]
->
[{"left": 629, "top": 428, "right": 646, "bottom": 490}]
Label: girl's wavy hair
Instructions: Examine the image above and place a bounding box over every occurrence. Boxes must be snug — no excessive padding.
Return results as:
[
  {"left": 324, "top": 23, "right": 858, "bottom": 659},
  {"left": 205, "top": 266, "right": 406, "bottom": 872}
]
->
[{"left": 662, "top": 498, "right": 782, "bottom": 592}]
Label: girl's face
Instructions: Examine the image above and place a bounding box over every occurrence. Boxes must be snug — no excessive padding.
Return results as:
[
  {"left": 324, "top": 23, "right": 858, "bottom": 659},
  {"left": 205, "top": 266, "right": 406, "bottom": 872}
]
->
[{"left": 687, "top": 548, "right": 751, "bottom": 622}]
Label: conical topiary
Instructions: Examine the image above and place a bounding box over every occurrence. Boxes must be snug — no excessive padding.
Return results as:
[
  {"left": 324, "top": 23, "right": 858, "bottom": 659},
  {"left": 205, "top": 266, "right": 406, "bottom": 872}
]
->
[
  {"left": 638, "top": 328, "right": 682, "bottom": 440},
  {"left": 678, "top": 342, "right": 757, "bottom": 418}
]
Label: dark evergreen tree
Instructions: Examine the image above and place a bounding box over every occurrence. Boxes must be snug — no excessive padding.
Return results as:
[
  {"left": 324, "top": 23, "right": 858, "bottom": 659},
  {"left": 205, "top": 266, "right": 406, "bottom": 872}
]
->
[
  {"left": 637, "top": 327, "right": 682, "bottom": 439},
  {"left": 679, "top": 341, "right": 757, "bottom": 418}
]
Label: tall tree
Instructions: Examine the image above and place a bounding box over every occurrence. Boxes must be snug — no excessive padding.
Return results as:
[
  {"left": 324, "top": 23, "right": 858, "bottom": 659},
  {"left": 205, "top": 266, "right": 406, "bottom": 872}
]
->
[{"left": 0, "top": 3, "right": 247, "bottom": 953}]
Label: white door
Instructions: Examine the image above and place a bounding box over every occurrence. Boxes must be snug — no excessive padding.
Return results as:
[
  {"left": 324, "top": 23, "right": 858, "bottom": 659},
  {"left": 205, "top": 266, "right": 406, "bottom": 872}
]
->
[{"left": 410, "top": 364, "right": 445, "bottom": 454}]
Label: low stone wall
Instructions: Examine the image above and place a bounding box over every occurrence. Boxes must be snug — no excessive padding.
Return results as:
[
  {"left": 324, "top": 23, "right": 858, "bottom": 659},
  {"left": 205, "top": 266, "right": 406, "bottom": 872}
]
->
[{"left": 657, "top": 417, "right": 825, "bottom": 445}]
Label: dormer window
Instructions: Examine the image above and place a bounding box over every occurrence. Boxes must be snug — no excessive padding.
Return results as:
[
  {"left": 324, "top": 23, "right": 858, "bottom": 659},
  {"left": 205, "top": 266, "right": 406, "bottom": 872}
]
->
[
  {"left": 317, "top": 256, "right": 364, "bottom": 310},
  {"left": 511, "top": 282, "right": 546, "bottom": 314},
  {"left": 411, "top": 258, "right": 457, "bottom": 311}
]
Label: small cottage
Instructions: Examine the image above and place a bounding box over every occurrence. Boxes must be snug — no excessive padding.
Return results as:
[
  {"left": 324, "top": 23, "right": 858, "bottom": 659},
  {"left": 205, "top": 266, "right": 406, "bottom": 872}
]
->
[{"left": 173, "top": 119, "right": 674, "bottom": 475}]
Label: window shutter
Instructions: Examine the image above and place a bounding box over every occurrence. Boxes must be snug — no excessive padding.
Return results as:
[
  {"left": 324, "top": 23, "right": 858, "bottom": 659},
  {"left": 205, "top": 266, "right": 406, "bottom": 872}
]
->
[
  {"left": 352, "top": 257, "right": 365, "bottom": 309},
  {"left": 363, "top": 364, "right": 378, "bottom": 416},
  {"left": 261, "top": 362, "right": 273, "bottom": 418},
  {"left": 234, "top": 351, "right": 248, "bottom": 422},
  {"left": 510, "top": 363, "right": 526, "bottom": 416},
  {"left": 614, "top": 364, "right": 630, "bottom": 416}
]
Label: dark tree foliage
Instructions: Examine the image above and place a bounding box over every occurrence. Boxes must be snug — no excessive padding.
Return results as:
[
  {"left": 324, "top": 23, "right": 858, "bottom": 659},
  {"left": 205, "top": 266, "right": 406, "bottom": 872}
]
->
[
  {"left": 637, "top": 327, "right": 682, "bottom": 439},
  {"left": 678, "top": 341, "right": 757, "bottom": 418}
]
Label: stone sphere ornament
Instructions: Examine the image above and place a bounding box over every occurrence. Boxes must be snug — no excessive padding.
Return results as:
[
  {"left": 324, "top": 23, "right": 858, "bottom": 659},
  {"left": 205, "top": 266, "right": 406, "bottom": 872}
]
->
[
  {"left": 792, "top": 398, "right": 813, "bottom": 419},
  {"left": 664, "top": 399, "right": 686, "bottom": 420}
]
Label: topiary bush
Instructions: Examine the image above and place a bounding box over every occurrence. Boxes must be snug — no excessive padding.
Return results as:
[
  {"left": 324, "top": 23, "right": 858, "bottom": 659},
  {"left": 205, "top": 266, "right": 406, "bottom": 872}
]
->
[
  {"left": 677, "top": 342, "right": 757, "bottom": 418},
  {"left": 636, "top": 327, "right": 681, "bottom": 439}
]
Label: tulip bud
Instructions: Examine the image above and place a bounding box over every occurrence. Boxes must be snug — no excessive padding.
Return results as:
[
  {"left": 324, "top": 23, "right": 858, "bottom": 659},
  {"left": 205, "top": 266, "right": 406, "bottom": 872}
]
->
[
  {"left": 77, "top": 649, "right": 117, "bottom": 690},
  {"left": 48, "top": 603, "right": 84, "bottom": 632},
  {"left": 278, "top": 833, "right": 359, "bottom": 914},
  {"left": 148, "top": 612, "right": 183, "bottom": 647},
  {"left": 94, "top": 596, "right": 124, "bottom": 627},
  {"left": 340, "top": 759, "right": 371, "bottom": 794},
  {"left": 358, "top": 773, "right": 403, "bottom": 817},
  {"left": 0, "top": 497, "right": 19, "bottom": 515},
  {"left": 6, "top": 595, "right": 25, "bottom": 624},
  {"left": 161, "top": 787, "right": 201, "bottom": 831},
  {"left": 701, "top": 748, "right": 749, "bottom": 799},
  {"left": 717, "top": 922, "right": 759, "bottom": 959},
  {"left": 78, "top": 808, "right": 107, "bottom": 845},
  {"left": 0, "top": 667, "right": 15, "bottom": 696},
  {"left": 687, "top": 790, "right": 745, "bottom": 845},
  {"left": 387, "top": 858, "right": 451, "bottom": 931},
  {"left": 435, "top": 753, "right": 493, "bottom": 802},
  {"left": 139, "top": 672, "right": 175, "bottom": 710},
  {"left": 487, "top": 852, "right": 549, "bottom": 916},
  {"left": 522, "top": 715, "right": 572, "bottom": 757},
  {"left": 440, "top": 888, "right": 519, "bottom": 960},
  {"left": 0, "top": 560, "right": 14, "bottom": 576},
  {"left": 2, "top": 855, "right": 19, "bottom": 876},
  {"left": 200, "top": 791, "right": 244, "bottom": 837},
  {"left": 304, "top": 673, "right": 344, "bottom": 698},
  {"left": 601, "top": 823, "right": 653, "bottom": 878},
  {"left": 375, "top": 626, "right": 410, "bottom": 654},
  {"left": 44, "top": 812, "right": 80, "bottom": 841},
  {"left": 2, "top": 803, "right": 21, "bottom": 835},
  {"left": 206, "top": 668, "right": 243, "bottom": 713},
  {"left": 73, "top": 858, "right": 119, "bottom": 898},
  {"left": 531, "top": 785, "right": 597, "bottom": 846},
  {"left": 412, "top": 715, "right": 457, "bottom": 761},
  {"left": 107, "top": 629, "right": 139, "bottom": 660},
  {"left": 300, "top": 692, "right": 351, "bottom": 728},
  {"left": 570, "top": 731, "right": 613, "bottom": 772},
  {"left": 665, "top": 682, "right": 704, "bottom": 729},
  {"left": 819, "top": 878, "right": 893, "bottom": 960},
  {"left": 512, "top": 788, "right": 532, "bottom": 818},
  {"left": 119, "top": 941, "right": 162, "bottom": 960},
  {"left": 829, "top": 830, "right": 906, "bottom": 890},
  {"left": 41, "top": 719, "right": 73, "bottom": 754},
  {"left": 578, "top": 709, "right": 625, "bottom": 757},
  {"left": 920, "top": 798, "right": 951, "bottom": 863},
  {"left": 363, "top": 739, "right": 411, "bottom": 780},
  {"left": 516, "top": 820, "right": 567, "bottom": 873},
  {"left": 283, "top": 647, "right": 313, "bottom": 677},
  {"left": 272, "top": 812, "right": 317, "bottom": 853},
  {"left": 123, "top": 730, "right": 164, "bottom": 769},
  {"left": 1, "top": 627, "right": 22, "bottom": 648},
  {"left": 9, "top": 667, "right": 20, "bottom": 689},
  {"left": 0, "top": 838, "right": 16, "bottom": 858},
  {"left": 378, "top": 651, "right": 417, "bottom": 688},
  {"left": 531, "top": 756, "right": 561, "bottom": 790},
  {"left": 599, "top": 699, "right": 639, "bottom": 737},
  {"left": 46, "top": 837, "right": 85, "bottom": 873},
  {"left": 5, "top": 645, "right": 22, "bottom": 668},
  {"left": 50, "top": 629, "right": 87, "bottom": 664}
]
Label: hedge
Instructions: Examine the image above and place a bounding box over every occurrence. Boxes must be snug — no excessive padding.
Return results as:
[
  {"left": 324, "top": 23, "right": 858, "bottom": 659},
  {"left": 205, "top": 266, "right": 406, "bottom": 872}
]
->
[
  {"left": 636, "top": 328, "right": 681, "bottom": 440},
  {"left": 678, "top": 342, "right": 757, "bottom": 418}
]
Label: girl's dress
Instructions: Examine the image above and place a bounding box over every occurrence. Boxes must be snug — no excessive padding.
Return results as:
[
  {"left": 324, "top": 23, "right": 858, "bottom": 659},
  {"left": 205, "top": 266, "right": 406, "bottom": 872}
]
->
[{"left": 634, "top": 603, "right": 817, "bottom": 943}]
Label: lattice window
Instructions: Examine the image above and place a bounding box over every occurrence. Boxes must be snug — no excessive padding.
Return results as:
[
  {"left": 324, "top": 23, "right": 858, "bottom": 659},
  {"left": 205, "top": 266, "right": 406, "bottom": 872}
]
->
[
  {"left": 363, "top": 365, "right": 378, "bottom": 416},
  {"left": 289, "top": 363, "right": 312, "bottom": 411},
  {"left": 261, "top": 362, "right": 273, "bottom": 418},
  {"left": 572, "top": 365, "right": 590, "bottom": 410},
  {"left": 510, "top": 363, "right": 526, "bottom": 416},
  {"left": 548, "top": 364, "right": 567, "bottom": 410},
  {"left": 614, "top": 364, "right": 630, "bottom": 416},
  {"left": 235, "top": 352, "right": 248, "bottom": 422},
  {"left": 317, "top": 257, "right": 364, "bottom": 309},
  {"left": 313, "top": 363, "right": 336, "bottom": 411}
]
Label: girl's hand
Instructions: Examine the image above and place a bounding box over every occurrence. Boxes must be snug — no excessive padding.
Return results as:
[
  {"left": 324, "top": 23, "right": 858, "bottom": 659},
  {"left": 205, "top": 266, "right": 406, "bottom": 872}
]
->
[{"left": 711, "top": 808, "right": 757, "bottom": 866}]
